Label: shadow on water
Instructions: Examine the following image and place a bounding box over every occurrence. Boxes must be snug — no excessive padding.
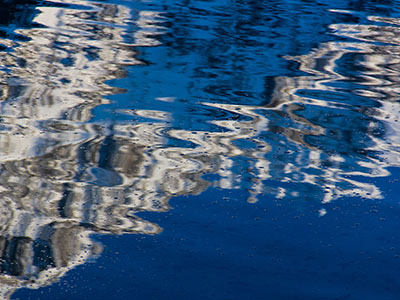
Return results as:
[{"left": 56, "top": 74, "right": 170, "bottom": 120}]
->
[{"left": 0, "top": 0, "right": 398, "bottom": 299}]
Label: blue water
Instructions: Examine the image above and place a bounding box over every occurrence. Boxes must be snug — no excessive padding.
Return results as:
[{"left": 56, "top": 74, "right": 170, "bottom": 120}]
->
[{"left": 0, "top": 0, "right": 399, "bottom": 299}]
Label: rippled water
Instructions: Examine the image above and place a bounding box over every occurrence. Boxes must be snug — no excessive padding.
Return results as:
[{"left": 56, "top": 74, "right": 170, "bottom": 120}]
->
[{"left": 1, "top": 0, "right": 400, "bottom": 299}]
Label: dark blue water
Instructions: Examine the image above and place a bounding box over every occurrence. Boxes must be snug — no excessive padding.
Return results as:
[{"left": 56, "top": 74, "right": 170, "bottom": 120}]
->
[{"left": 0, "top": 0, "right": 399, "bottom": 299}]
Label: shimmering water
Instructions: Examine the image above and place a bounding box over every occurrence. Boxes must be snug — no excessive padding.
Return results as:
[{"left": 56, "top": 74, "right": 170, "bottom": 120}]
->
[{"left": 0, "top": 0, "right": 400, "bottom": 299}]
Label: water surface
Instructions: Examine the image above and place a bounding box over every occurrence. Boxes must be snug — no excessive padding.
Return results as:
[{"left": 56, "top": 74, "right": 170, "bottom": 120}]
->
[{"left": 0, "top": 0, "right": 399, "bottom": 299}]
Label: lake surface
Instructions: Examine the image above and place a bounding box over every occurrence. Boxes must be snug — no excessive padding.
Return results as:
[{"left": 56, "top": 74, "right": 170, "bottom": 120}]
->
[{"left": 0, "top": 0, "right": 400, "bottom": 299}]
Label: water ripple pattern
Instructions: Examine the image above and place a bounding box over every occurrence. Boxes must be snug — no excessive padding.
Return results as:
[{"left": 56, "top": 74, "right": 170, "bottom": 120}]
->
[
  {"left": 0, "top": 0, "right": 167, "bottom": 297},
  {"left": 0, "top": 0, "right": 399, "bottom": 298}
]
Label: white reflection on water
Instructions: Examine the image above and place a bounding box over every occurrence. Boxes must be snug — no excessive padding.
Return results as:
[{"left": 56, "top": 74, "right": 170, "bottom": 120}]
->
[
  {"left": 272, "top": 11, "right": 400, "bottom": 202},
  {"left": 0, "top": 0, "right": 168, "bottom": 297}
]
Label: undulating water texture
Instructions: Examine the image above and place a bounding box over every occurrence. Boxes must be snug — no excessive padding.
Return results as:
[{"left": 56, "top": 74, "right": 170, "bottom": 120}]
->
[{"left": 1, "top": 0, "right": 400, "bottom": 299}]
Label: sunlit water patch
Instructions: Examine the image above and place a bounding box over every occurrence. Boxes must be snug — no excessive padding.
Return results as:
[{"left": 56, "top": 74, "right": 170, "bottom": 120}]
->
[{"left": 0, "top": 0, "right": 399, "bottom": 299}]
